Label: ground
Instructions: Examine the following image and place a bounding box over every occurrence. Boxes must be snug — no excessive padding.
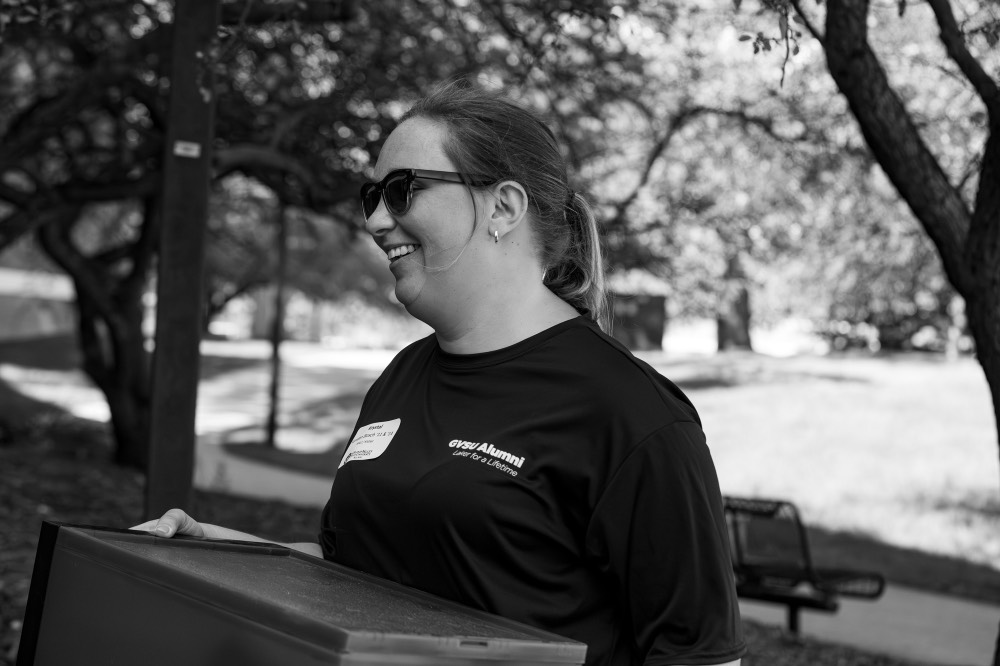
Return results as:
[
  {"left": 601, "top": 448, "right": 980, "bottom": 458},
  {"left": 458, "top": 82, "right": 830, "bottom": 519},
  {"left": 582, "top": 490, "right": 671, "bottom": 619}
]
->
[
  {"left": 2, "top": 335, "right": 999, "bottom": 664},
  {"left": 0, "top": 416, "right": 962, "bottom": 666}
]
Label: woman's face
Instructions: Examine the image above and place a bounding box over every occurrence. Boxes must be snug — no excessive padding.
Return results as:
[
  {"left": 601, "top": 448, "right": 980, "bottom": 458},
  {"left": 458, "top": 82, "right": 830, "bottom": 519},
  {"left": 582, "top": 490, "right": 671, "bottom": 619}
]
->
[{"left": 365, "top": 117, "right": 484, "bottom": 321}]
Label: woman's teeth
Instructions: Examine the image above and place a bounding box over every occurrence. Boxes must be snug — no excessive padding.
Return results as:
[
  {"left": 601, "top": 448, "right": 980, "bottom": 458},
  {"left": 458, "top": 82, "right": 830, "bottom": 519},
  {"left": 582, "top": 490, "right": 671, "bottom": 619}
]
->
[{"left": 388, "top": 244, "right": 419, "bottom": 261}]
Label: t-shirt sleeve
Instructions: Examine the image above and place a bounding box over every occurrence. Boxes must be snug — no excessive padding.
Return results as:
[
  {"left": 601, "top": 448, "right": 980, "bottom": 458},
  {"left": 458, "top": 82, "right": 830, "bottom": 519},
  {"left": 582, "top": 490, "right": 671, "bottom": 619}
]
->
[{"left": 585, "top": 421, "right": 746, "bottom": 666}]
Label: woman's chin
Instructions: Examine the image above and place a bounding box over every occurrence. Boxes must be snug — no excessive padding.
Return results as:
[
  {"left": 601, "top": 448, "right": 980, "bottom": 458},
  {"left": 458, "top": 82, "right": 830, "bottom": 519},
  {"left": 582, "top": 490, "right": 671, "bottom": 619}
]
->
[
  {"left": 395, "top": 285, "right": 446, "bottom": 329},
  {"left": 392, "top": 278, "right": 424, "bottom": 312}
]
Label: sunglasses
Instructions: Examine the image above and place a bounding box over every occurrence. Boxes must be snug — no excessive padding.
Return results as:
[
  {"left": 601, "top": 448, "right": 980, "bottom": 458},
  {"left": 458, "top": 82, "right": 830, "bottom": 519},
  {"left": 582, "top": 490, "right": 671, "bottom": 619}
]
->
[{"left": 360, "top": 169, "right": 490, "bottom": 220}]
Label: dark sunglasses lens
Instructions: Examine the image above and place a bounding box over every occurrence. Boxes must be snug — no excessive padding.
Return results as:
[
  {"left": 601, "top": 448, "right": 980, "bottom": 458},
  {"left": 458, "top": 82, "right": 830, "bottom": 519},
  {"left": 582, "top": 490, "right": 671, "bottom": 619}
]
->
[
  {"left": 383, "top": 173, "right": 411, "bottom": 215},
  {"left": 360, "top": 183, "right": 380, "bottom": 219}
]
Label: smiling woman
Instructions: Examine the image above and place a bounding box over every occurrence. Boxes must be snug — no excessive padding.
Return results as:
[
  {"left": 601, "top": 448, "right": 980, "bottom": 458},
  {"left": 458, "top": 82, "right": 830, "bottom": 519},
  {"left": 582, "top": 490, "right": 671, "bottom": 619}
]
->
[{"left": 139, "top": 81, "right": 744, "bottom": 666}]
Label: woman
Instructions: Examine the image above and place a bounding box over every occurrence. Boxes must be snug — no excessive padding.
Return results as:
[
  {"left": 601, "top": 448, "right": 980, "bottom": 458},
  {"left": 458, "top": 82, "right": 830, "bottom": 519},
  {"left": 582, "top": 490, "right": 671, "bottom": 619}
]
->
[{"left": 138, "top": 82, "right": 745, "bottom": 666}]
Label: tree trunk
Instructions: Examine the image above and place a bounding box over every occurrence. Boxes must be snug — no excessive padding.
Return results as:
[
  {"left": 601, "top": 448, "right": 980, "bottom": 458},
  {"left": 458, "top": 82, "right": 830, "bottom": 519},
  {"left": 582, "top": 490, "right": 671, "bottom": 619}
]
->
[
  {"left": 104, "top": 378, "right": 151, "bottom": 468},
  {"left": 823, "top": 0, "right": 973, "bottom": 291},
  {"left": 66, "top": 272, "right": 152, "bottom": 468},
  {"left": 265, "top": 206, "right": 289, "bottom": 449},
  {"left": 36, "top": 202, "right": 157, "bottom": 470},
  {"left": 964, "top": 122, "right": 1000, "bottom": 666},
  {"left": 717, "top": 251, "right": 752, "bottom": 352},
  {"left": 823, "top": 1, "right": 1000, "bottom": 661},
  {"left": 964, "top": 285, "right": 1000, "bottom": 666}
]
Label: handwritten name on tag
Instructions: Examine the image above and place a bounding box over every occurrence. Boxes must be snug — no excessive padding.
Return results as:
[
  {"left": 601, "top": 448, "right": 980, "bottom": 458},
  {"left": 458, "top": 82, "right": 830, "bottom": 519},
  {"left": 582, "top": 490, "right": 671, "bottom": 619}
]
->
[{"left": 339, "top": 419, "right": 401, "bottom": 468}]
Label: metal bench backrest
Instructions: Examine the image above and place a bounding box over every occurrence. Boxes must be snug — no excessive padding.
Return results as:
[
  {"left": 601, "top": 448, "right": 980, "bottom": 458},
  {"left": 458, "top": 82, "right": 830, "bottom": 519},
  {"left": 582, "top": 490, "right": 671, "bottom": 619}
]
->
[{"left": 723, "top": 496, "right": 818, "bottom": 585}]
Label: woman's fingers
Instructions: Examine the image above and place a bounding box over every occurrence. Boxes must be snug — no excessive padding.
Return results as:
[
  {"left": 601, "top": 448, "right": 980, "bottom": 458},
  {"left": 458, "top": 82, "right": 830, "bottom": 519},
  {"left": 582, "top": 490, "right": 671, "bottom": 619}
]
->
[
  {"left": 155, "top": 508, "right": 203, "bottom": 537},
  {"left": 128, "top": 508, "right": 205, "bottom": 538}
]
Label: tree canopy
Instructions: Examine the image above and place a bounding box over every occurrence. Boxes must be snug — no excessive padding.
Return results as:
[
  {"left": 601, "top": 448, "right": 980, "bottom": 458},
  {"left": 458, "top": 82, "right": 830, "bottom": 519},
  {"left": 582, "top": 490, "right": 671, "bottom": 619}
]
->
[{"left": 0, "top": 0, "right": 973, "bottom": 466}]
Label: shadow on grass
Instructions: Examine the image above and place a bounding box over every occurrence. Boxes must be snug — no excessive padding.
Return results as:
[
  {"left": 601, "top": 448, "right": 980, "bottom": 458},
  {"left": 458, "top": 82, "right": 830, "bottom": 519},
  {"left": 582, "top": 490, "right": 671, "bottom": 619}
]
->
[
  {"left": 0, "top": 375, "right": 111, "bottom": 461},
  {"left": 672, "top": 368, "right": 869, "bottom": 392},
  {"left": 222, "top": 444, "right": 1000, "bottom": 604},
  {"left": 0, "top": 377, "right": 71, "bottom": 425},
  {"left": 807, "top": 524, "right": 1000, "bottom": 606},
  {"left": 931, "top": 492, "right": 1000, "bottom": 518},
  {"left": 198, "top": 353, "right": 269, "bottom": 380},
  {"left": 218, "top": 391, "right": 365, "bottom": 478},
  {"left": 0, "top": 333, "right": 269, "bottom": 381},
  {"left": 648, "top": 352, "right": 873, "bottom": 392},
  {"left": 0, "top": 334, "right": 81, "bottom": 371},
  {"left": 674, "top": 377, "right": 738, "bottom": 390},
  {"left": 221, "top": 423, "right": 1000, "bottom": 606}
]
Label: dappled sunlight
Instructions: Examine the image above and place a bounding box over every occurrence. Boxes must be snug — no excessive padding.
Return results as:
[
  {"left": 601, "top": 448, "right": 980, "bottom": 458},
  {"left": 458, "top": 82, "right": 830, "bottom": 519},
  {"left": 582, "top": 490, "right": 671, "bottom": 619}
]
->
[
  {"left": 1, "top": 336, "right": 997, "bottom": 572},
  {"left": 0, "top": 364, "right": 109, "bottom": 422}
]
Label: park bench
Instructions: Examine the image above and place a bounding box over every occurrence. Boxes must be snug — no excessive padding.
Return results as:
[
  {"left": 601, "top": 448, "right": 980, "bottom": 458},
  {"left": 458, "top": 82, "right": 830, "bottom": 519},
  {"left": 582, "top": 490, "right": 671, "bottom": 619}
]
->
[{"left": 723, "top": 495, "right": 886, "bottom": 634}]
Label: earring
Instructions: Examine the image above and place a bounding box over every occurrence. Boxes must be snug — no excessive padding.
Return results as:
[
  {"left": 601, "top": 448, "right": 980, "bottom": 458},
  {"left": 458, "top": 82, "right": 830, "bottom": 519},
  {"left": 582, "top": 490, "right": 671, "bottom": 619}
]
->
[{"left": 493, "top": 230, "right": 499, "bottom": 243}]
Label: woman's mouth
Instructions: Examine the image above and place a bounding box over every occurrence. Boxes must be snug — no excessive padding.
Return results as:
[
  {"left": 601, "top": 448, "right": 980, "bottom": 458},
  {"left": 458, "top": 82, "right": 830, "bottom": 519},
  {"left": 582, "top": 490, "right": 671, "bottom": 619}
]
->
[{"left": 388, "top": 244, "right": 420, "bottom": 262}]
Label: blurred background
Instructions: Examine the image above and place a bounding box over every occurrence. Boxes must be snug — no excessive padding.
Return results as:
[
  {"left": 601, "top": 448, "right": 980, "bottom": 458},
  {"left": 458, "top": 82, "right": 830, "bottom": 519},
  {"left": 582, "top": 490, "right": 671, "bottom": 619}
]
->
[{"left": 1, "top": 0, "right": 999, "bottom": 664}]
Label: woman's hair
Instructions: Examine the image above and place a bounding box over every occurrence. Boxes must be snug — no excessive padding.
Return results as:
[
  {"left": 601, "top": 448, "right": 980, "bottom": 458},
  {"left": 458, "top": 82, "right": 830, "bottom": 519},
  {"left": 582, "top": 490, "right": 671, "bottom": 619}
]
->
[{"left": 401, "top": 81, "right": 609, "bottom": 331}]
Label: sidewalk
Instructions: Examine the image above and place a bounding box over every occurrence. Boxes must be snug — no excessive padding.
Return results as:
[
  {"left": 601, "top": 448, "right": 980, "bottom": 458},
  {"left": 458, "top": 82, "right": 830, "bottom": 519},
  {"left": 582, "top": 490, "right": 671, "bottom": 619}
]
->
[
  {"left": 740, "top": 586, "right": 999, "bottom": 666},
  {"left": 194, "top": 429, "right": 334, "bottom": 506},
  {"left": 191, "top": 341, "right": 387, "bottom": 506}
]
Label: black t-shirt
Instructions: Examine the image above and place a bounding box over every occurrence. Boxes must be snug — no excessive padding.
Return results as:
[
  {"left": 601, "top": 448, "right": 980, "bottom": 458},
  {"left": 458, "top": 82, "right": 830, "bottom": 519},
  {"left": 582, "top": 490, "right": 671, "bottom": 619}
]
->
[{"left": 320, "top": 317, "right": 746, "bottom": 666}]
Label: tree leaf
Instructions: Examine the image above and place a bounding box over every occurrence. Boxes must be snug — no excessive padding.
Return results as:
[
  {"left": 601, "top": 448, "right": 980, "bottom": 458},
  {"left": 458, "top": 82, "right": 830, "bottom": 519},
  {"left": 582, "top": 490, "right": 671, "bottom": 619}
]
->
[{"left": 739, "top": 34, "right": 752, "bottom": 41}]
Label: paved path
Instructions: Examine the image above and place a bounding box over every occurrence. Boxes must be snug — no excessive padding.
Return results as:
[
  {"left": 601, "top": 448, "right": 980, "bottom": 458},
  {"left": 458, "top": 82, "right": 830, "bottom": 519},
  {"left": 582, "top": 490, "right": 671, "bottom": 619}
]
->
[
  {"left": 740, "top": 586, "right": 999, "bottom": 666},
  {"left": 195, "top": 429, "right": 334, "bottom": 506}
]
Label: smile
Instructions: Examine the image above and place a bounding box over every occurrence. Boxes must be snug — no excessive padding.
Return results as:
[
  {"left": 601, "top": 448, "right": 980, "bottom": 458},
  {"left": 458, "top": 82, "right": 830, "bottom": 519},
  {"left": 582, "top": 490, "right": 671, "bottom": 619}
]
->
[{"left": 388, "top": 244, "right": 420, "bottom": 262}]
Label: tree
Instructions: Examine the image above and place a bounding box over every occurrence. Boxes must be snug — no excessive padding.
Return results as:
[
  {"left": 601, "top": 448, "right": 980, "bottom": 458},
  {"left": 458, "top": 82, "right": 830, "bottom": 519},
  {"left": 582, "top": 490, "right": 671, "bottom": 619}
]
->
[
  {"left": 0, "top": 0, "right": 361, "bottom": 466},
  {"left": 734, "top": 0, "right": 999, "bottom": 659},
  {"left": 0, "top": 0, "right": 665, "bottom": 466},
  {"left": 566, "top": 4, "right": 864, "bottom": 352}
]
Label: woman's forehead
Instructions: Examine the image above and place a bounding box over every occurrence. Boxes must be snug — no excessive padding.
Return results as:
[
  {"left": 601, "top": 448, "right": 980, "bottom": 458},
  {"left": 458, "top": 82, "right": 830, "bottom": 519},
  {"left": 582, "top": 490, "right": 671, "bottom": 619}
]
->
[{"left": 374, "top": 117, "right": 454, "bottom": 178}]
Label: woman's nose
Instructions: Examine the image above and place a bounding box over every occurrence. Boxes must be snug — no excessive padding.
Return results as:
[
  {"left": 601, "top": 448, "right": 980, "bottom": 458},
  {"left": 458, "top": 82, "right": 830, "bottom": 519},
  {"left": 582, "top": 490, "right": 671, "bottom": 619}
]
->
[{"left": 364, "top": 198, "right": 395, "bottom": 238}]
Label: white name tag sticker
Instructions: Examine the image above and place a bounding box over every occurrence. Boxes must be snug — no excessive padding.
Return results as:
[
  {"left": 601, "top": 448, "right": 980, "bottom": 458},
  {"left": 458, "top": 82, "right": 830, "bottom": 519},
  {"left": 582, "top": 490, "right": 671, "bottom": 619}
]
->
[{"left": 339, "top": 418, "right": 401, "bottom": 468}]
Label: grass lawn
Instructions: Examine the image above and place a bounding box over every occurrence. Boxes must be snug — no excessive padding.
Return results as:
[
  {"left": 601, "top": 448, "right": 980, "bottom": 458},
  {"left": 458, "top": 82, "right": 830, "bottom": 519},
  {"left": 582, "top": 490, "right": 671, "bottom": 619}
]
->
[
  {"left": 1, "top": 335, "right": 999, "bottom": 665},
  {"left": 641, "top": 351, "right": 1000, "bottom": 574}
]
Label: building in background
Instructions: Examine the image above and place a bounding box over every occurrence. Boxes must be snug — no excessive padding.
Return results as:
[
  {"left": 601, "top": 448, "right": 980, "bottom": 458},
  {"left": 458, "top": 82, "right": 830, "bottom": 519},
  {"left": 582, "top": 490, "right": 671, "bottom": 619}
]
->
[
  {"left": 608, "top": 268, "right": 671, "bottom": 351},
  {"left": 0, "top": 267, "right": 76, "bottom": 341}
]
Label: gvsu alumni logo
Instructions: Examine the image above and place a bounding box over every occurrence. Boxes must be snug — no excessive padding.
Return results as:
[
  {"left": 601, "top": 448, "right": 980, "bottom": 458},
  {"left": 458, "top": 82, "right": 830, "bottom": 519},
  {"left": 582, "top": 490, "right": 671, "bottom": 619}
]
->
[{"left": 448, "top": 439, "right": 525, "bottom": 477}]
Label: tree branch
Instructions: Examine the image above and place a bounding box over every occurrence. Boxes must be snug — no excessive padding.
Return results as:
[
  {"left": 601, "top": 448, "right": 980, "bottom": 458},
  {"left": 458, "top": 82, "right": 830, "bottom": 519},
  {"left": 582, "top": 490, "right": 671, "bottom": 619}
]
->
[
  {"left": 36, "top": 209, "right": 119, "bottom": 327},
  {"left": 220, "top": 0, "right": 356, "bottom": 26},
  {"left": 0, "top": 205, "right": 63, "bottom": 252},
  {"left": 825, "top": 0, "right": 973, "bottom": 294},
  {"left": 925, "top": 0, "right": 1000, "bottom": 118},
  {"left": 607, "top": 102, "right": 835, "bottom": 230},
  {"left": 607, "top": 107, "right": 706, "bottom": 227},
  {"left": 122, "top": 195, "right": 160, "bottom": 297},
  {"left": 215, "top": 144, "right": 317, "bottom": 191},
  {"left": 0, "top": 63, "right": 132, "bottom": 171},
  {"left": 789, "top": 0, "right": 825, "bottom": 45},
  {"left": 60, "top": 172, "right": 161, "bottom": 202},
  {"left": 0, "top": 179, "right": 32, "bottom": 208}
]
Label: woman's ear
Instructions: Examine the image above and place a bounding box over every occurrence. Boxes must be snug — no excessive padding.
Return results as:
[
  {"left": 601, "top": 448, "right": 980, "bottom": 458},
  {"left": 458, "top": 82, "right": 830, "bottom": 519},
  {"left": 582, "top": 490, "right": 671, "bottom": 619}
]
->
[{"left": 488, "top": 180, "right": 529, "bottom": 239}]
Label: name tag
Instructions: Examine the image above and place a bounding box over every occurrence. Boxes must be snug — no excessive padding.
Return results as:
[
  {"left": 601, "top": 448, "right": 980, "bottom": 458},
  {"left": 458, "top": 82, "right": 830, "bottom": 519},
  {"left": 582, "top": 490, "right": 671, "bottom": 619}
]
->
[{"left": 339, "top": 419, "right": 401, "bottom": 468}]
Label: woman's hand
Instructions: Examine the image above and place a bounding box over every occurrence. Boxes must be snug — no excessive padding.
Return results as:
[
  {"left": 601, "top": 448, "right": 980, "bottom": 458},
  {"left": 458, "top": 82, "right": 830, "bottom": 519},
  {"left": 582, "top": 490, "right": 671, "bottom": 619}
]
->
[
  {"left": 131, "top": 508, "right": 206, "bottom": 538},
  {"left": 130, "top": 510, "right": 324, "bottom": 557}
]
